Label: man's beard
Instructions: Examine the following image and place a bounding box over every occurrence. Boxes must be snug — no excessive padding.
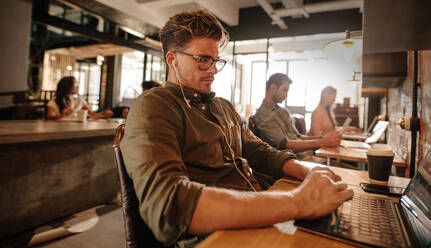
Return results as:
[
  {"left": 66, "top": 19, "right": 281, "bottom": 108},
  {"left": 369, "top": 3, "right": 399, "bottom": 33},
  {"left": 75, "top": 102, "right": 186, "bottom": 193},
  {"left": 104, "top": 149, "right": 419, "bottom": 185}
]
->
[{"left": 274, "top": 95, "right": 284, "bottom": 104}]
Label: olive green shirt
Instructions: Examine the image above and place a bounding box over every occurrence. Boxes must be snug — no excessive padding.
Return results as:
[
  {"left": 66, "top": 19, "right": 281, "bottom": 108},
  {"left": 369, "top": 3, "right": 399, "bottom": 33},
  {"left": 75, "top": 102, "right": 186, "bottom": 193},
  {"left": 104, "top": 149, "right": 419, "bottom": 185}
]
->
[
  {"left": 120, "top": 82, "right": 295, "bottom": 245},
  {"left": 255, "top": 100, "right": 300, "bottom": 150}
]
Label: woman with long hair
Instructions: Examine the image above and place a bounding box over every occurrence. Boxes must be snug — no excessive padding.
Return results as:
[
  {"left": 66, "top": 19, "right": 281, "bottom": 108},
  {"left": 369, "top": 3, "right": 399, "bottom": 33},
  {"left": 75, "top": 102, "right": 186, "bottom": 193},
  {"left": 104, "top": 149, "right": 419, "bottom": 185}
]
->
[
  {"left": 309, "top": 86, "right": 361, "bottom": 136},
  {"left": 46, "top": 76, "right": 113, "bottom": 120}
]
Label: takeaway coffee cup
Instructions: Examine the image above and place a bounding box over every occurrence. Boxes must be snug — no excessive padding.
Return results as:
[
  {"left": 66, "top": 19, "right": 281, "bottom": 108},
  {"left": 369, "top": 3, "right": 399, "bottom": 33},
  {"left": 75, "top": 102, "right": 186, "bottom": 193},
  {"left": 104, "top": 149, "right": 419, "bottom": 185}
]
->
[
  {"left": 77, "top": 110, "right": 88, "bottom": 122},
  {"left": 367, "top": 148, "right": 394, "bottom": 185}
]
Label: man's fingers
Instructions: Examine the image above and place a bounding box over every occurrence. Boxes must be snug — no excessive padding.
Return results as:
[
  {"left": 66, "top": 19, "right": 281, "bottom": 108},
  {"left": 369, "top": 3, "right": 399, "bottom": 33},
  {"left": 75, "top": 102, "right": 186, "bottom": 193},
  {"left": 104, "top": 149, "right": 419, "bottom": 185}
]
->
[
  {"left": 333, "top": 182, "right": 348, "bottom": 191},
  {"left": 312, "top": 167, "right": 341, "bottom": 182},
  {"left": 337, "top": 188, "right": 354, "bottom": 202}
]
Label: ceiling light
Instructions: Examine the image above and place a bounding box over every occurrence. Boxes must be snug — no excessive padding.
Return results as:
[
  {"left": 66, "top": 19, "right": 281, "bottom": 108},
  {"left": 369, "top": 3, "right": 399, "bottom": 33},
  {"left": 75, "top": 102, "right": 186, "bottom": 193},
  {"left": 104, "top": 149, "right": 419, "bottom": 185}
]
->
[
  {"left": 323, "top": 29, "right": 362, "bottom": 61},
  {"left": 97, "top": 55, "right": 104, "bottom": 66}
]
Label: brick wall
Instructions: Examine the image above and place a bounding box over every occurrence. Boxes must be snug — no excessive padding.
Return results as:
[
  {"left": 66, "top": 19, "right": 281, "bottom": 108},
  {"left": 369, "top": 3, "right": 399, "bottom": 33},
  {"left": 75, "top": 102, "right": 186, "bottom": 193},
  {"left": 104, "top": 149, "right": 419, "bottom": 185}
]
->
[
  {"left": 383, "top": 50, "right": 431, "bottom": 177},
  {"left": 419, "top": 50, "right": 431, "bottom": 159}
]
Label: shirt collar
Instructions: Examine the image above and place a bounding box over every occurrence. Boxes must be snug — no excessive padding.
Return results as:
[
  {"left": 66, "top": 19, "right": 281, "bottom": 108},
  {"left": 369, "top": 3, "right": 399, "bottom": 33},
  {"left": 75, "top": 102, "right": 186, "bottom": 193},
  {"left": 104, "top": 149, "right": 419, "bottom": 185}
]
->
[
  {"left": 165, "top": 81, "right": 216, "bottom": 104},
  {"left": 262, "top": 99, "right": 279, "bottom": 111}
]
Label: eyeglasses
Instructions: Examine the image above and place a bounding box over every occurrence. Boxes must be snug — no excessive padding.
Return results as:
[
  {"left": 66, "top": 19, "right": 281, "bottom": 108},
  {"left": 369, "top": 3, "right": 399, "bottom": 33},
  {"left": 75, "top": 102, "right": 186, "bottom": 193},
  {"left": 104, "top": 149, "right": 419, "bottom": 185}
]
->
[{"left": 174, "top": 51, "right": 227, "bottom": 71}]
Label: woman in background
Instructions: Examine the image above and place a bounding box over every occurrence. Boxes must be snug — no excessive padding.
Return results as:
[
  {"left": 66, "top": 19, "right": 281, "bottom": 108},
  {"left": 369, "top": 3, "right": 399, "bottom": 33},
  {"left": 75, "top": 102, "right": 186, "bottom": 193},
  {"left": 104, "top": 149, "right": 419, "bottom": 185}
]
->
[
  {"left": 46, "top": 76, "right": 113, "bottom": 120},
  {"left": 309, "top": 86, "right": 361, "bottom": 136}
]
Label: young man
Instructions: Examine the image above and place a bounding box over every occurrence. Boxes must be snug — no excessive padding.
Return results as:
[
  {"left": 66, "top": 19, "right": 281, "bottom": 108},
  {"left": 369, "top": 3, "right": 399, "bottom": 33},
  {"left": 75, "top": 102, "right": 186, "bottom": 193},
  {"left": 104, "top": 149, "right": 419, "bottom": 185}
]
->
[
  {"left": 121, "top": 10, "right": 353, "bottom": 247},
  {"left": 255, "top": 73, "right": 342, "bottom": 157}
]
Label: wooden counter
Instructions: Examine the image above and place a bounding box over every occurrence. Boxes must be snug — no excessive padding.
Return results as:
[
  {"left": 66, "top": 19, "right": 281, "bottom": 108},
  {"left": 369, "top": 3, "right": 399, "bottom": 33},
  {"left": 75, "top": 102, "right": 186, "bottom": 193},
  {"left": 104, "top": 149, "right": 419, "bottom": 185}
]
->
[
  {"left": 0, "top": 119, "right": 123, "bottom": 238},
  {"left": 197, "top": 166, "right": 410, "bottom": 248},
  {"left": 0, "top": 119, "right": 122, "bottom": 144},
  {"left": 315, "top": 147, "right": 407, "bottom": 167}
]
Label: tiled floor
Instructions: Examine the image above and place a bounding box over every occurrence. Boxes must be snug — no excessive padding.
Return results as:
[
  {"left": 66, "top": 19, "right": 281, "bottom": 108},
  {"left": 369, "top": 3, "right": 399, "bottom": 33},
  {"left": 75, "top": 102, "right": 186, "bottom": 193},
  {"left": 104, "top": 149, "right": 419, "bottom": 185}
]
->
[
  {"left": 1, "top": 203, "right": 125, "bottom": 248},
  {"left": 37, "top": 204, "right": 125, "bottom": 248}
]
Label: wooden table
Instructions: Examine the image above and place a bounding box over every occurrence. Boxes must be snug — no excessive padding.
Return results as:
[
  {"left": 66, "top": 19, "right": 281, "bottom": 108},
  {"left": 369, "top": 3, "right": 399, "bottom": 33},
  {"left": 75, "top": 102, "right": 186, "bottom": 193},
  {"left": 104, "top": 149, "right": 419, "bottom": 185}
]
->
[
  {"left": 342, "top": 133, "right": 367, "bottom": 141},
  {"left": 315, "top": 147, "right": 407, "bottom": 167},
  {"left": 197, "top": 166, "right": 410, "bottom": 248}
]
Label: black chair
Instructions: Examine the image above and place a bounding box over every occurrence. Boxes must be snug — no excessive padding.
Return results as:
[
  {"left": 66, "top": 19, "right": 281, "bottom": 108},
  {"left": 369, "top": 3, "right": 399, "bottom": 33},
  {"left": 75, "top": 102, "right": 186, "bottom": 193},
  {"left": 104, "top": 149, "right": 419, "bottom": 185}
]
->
[
  {"left": 291, "top": 114, "right": 306, "bottom": 135},
  {"left": 113, "top": 124, "right": 166, "bottom": 248}
]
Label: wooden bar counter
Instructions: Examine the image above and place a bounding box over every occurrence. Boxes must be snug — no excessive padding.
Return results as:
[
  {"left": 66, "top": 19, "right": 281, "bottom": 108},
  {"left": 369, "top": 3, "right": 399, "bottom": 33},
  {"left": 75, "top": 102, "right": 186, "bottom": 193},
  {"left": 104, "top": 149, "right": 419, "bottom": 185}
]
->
[
  {"left": 0, "top": 119, "right": 122, "bottom": 239},
  {"left": 0, "top": 119, "right": 120, "bottom": 144},
  {"left": 197, "top": 166, "right": 410, "bottom": 248}
]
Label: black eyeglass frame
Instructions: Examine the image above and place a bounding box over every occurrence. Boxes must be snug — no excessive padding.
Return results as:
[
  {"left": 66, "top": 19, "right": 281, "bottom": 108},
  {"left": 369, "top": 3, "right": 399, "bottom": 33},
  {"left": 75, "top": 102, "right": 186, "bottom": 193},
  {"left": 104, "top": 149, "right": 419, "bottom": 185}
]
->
[{"left": 173, "top": 51, "right": 227, "bottom": 71}]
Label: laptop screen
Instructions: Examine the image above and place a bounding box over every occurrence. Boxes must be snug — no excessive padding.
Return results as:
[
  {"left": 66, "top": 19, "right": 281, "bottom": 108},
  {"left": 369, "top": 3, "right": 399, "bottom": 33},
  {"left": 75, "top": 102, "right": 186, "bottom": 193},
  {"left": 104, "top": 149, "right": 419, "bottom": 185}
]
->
[
  {"left": 367, "top": 116, "right": 379, "bottom": 133},
  {"left": 402, "top": 150, "right": 431, "bottom": 225},
  {"left": 365, "top": 121, "right": 388, "bottom": 143}
]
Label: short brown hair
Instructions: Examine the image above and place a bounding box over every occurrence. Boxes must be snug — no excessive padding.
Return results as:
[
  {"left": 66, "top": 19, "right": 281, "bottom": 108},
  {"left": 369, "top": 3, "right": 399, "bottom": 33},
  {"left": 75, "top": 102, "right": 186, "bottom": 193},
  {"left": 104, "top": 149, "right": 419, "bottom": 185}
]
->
[
  {"left": 266, "top": 73, "right": 292, "bottom": 91},
  {"left": 159, "top": 10, "right": 229, "bottom": 59}
]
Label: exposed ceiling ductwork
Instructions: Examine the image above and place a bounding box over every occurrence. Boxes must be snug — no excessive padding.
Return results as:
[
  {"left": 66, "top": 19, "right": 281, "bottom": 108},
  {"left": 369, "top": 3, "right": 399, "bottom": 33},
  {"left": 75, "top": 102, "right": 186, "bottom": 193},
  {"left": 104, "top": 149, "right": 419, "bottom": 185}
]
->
[
  {"left": 64, "top": 0, "right": 362, "bottom": 41},
  {"left": 257, "top": 0, "right": 363, "bottom": 30},
  {"left": 94, "top": 0, "right": 362, "bottom": 31}
]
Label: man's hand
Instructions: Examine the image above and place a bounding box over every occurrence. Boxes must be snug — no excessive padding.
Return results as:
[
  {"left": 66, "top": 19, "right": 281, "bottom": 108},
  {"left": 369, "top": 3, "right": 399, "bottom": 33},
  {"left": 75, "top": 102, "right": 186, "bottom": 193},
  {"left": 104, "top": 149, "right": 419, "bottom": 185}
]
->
[
  {"left": 292, "top": 167, "right": 353, "bottom": 219},
  {"left": 320, "top": 131, "right": 342, "bottom": 148},
  {"left": 343, "top": 127, "right": 363, "bottom": 133},
  {"left": 282, "top": 160, "right": 342, "bottom": 183}
]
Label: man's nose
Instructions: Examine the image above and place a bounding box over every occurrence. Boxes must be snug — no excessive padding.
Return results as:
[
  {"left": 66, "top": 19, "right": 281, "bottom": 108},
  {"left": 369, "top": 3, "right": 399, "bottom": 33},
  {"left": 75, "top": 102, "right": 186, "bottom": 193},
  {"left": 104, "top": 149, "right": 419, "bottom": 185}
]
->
[{"left": 208, "top": 62, "right": 218, "bottom": 74}]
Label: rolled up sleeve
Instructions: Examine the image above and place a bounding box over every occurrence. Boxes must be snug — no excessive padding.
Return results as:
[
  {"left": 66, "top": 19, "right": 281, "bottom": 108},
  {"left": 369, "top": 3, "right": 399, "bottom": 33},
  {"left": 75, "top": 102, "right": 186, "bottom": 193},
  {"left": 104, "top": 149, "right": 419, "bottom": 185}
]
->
[
  {"left": 120, "top": 92, "right": 203, "bottom": 245},
  {"left": 238, "top": 112, "right": 295, "bottom": 179}
]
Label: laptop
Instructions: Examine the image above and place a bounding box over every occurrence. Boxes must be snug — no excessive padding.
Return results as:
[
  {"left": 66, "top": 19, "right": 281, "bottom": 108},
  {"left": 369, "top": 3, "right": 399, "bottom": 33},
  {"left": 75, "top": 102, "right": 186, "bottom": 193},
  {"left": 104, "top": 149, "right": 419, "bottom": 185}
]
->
[
  {"left": 345, "top": 120, "right": 389, "bottom": 138},
  {"left": 366, "top": 116, "right": 380, "bottom": 134},
  {"left": 342, "top": 117, "right": 352, "bottom": 129},
  {"left": 340, "top": 121, "right": 389, "bottom": 149},
  {"left": 295, "top": 149, "right": 431, "bottom": 248}
]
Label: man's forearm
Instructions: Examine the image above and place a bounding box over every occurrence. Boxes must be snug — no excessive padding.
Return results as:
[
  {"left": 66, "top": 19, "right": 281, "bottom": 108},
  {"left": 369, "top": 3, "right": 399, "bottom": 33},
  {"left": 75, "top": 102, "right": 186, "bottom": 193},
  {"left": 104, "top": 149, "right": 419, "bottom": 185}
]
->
[
  {"left": 188, "top": 187, "right": 301, "bottom": 234},
  {"left": 299, "top": 135, "right": 323, "bottom": 140},
  {"left": 285, "top": 139, "right": 320, "bottom": 152},
  {"left": 281, "top": 159, "right": 312, "bottom": 180},
  {"left": 188, "top": 167, "right": 353, "bottom": 236}
]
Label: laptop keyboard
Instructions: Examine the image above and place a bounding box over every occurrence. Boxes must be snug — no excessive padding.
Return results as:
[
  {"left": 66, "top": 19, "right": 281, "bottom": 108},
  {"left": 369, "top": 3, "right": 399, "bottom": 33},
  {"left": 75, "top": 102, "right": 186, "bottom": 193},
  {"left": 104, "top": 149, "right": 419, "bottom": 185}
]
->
[{"left": 334, "top": 194, "right": 407, "bottom": 248}]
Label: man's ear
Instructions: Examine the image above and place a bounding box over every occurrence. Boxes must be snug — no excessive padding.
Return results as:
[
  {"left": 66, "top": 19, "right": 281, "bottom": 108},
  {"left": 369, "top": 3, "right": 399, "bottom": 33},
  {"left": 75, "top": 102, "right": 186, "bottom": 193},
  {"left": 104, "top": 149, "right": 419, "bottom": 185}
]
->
[
  {"left": 268, "top": 84, "right": 277, "bottom": 93},
  {"left": 165, "top": 51, "right": 176, "bottom": 67}
]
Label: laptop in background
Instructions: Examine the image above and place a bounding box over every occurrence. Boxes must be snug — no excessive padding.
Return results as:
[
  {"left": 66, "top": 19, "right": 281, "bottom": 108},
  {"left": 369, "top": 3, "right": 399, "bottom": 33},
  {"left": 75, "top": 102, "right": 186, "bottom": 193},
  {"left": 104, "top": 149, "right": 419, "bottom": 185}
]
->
[
  {"left": 366, "top": 116, "right": 379, "bottom": 134},
  {"left": 340, "top": 121, "right": 389, "bottom": 149},
  {"left": 348, "top": 120, "right": 388, "bottom": 138},
  {"left": 295, "top": 149, "right": 431, "bottom": 248},
  {"left": 342, "top": 117, "right": 352, "bottom": 130}
]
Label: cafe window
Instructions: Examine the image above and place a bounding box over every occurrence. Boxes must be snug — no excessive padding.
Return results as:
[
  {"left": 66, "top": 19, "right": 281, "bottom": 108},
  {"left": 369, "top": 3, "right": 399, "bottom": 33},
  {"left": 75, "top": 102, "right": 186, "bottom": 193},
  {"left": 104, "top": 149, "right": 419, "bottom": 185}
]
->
[
  {"left": 212, "top": 62, "right": 233, "bottom": 101},
  {"left": 144, "top": 54, "right": 166, "bottom": 82},
  {"left": 74, "top": 62, "right": 101, "bottom": 111},
  {"left": 250, "top": 61, "right": 267, "bottom": 109},
  {"left": 120, "top": 51, "right": 145, "bottom": 106},
  {"left": 48, "top": 1, "right": 104, "bottom": 35}
]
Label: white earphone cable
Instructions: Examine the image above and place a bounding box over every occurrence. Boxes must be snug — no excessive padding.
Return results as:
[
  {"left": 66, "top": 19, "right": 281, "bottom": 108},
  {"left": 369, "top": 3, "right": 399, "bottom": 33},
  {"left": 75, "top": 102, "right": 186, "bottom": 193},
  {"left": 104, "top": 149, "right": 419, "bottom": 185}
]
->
[
  {"left": 174, "top": 60, "right": 256, "bottom": 191},
  {"left": 216, "top": 98, "right": 257, "bottom": 192},
  {"left": 173, "top": 63, "right": 191, "bottom": 109}
]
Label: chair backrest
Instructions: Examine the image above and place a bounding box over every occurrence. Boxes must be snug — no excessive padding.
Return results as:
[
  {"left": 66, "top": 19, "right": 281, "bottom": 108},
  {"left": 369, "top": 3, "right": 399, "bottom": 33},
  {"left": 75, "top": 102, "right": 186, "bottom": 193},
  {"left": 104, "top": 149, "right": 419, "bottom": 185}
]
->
[
  {"left": 112, "top": 124, "right": 166, "bottom": 248},
  {"left": 291, "top": 114, "right": 306, "bottom": 135},
  {"left": 248, "top": 115, "right": 260, "bottom": 137}
]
